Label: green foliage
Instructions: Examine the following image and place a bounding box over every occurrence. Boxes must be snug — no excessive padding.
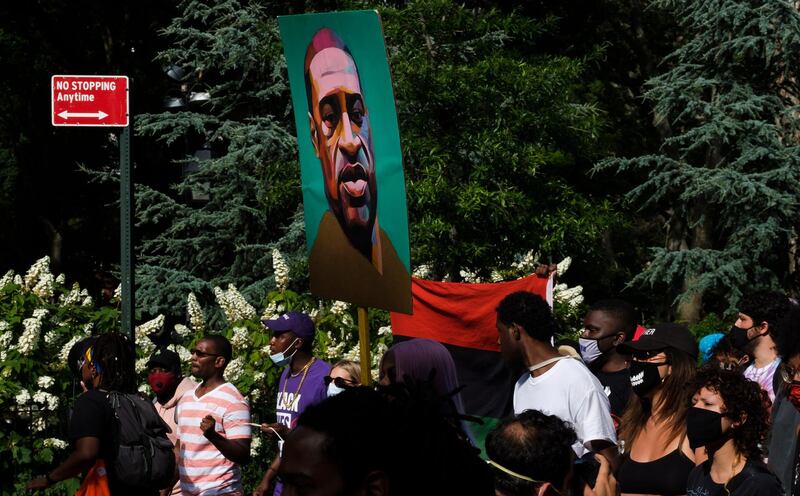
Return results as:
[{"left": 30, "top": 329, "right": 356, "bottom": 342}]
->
[
  {"left": 687, "top": 313, "right": 729, "bottom": 340},
  {"left": 596, "top": 0, "right": 800, "bottom": 316},
  {"left": 381, "top": 1, "right": 618, "bottom": 278},
  {"left": 0, "top": 258, "right": 120, "bottom": 495}
]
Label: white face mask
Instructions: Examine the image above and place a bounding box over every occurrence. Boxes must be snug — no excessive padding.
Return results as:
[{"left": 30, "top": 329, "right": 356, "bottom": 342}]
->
[
  {"left": 327, "top": 381, "right": 346, "bottom": 397},
  {"left": 269, "top": 338, "right": 299, "bottom": 367},
  {"left": 579, "top": 337, "right": 603, "bottom": 364}
]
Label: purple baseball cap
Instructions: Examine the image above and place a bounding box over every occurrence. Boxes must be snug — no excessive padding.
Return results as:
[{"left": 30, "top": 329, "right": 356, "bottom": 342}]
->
[{"left": 262, "top": 311, "right": 315, "bottom": 340}]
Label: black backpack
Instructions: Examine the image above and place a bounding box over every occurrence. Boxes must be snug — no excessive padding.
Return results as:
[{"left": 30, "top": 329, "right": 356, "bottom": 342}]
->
[{"left": 107, "top": 391, "right": 176, "bottom": 490}]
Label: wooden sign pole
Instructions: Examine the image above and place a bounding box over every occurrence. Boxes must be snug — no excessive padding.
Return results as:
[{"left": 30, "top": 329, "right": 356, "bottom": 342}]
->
[{"left": 357, "top": 307, "right": 371, "bottom": 385}]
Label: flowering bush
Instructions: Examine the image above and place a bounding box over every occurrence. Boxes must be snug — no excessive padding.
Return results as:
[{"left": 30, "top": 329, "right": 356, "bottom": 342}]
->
[{"left": 0, "top": 251, "right": 584, "bottom": 493}]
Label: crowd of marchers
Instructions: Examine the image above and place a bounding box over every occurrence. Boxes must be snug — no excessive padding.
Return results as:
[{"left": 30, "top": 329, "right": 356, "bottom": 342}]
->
[{"left": 22, "top": 289, "right": 800, "bottom": 496}]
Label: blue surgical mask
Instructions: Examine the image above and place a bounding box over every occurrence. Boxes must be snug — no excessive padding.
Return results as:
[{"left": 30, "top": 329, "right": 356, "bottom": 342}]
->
[
  {"left": 269, "top": 338, "right": 299, "bottom": 367},
  {"left": 327, "top": 381, "right": 346, "bottom": 397}
]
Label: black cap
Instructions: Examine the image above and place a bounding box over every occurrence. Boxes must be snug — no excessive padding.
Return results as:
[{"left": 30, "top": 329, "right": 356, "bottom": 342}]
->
[
  {"left": 146, "top": 349, "right": 181, "bottom": 371},
  {"left": 617, "top": 323, "right": 699, "bottom": 359}
]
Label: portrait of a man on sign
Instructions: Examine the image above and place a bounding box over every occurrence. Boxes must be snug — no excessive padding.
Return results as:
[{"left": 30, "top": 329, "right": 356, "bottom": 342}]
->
[{"left": 279, "top": 12, "right": 412, "bottom": 313}]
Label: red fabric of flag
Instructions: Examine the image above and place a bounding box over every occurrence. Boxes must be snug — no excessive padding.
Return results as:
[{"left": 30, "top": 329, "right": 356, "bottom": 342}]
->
[{"left": 390, "top": 275, "right": 553, "bottom": 353}]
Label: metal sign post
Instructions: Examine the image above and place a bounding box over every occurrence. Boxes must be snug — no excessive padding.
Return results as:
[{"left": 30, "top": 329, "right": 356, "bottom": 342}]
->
[{"left": 51, "top": 74, "right": 134, "bottom": 343}]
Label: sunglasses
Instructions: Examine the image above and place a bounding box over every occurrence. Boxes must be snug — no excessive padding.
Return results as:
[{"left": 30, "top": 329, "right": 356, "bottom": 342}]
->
[
  {"left": 323, "top": 376, "right": 354, "bottom": 388},
  {"left": 190, "top": 349, "right": 222, "bottom": 359},
  {"left": 781, "top": 363, "right": 800, "bottom": 384}
]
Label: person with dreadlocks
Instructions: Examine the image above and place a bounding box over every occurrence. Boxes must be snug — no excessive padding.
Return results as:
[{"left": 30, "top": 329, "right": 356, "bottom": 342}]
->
[{"left": 25, "top": 332, "right": 149, "bottom": 495}]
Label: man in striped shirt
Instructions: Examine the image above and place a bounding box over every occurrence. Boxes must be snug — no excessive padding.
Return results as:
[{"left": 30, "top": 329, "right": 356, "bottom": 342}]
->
[{"left": 175, "top": 335, "right": 251, "bottom": 495}]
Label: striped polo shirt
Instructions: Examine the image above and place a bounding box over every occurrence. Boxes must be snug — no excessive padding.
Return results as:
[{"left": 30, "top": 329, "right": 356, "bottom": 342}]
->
[{"left": 176, "top": 382, "right": 251, "bottom": 495}]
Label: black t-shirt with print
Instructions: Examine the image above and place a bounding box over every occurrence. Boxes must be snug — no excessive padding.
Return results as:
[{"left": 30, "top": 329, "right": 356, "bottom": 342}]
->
[
  {"left": 593, "top": 368, "right": 632, "bottom": 417},
  {"left": 687, "top": 460, "right": 783, "bottom": 496}
]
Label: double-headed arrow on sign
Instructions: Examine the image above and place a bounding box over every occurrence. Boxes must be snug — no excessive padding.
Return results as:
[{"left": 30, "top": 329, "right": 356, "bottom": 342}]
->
[{"left": 57, "top": 110, "right": 108, "bottom": 120}]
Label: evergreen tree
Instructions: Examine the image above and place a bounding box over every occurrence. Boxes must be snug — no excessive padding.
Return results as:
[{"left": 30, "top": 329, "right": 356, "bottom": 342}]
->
[
  {"left": 134, "top": 0, "right": 301, "bottom": 319},
  {"left": 597, "top": 0, "right": 800, "bottom": 320}
]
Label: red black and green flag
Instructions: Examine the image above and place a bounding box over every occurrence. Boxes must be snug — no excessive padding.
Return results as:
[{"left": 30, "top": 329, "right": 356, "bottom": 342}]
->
[{"left": 390, "top": 274, "right": 553, "bottom": 455}]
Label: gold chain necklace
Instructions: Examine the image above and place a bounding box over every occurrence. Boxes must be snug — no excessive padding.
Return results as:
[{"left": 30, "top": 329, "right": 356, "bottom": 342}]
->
[
  {"left": 282, "top": 357, "right": 316, "bottom": 398},
  {"left": 722, "top": 454, "right": 743, "bottom": 496}
]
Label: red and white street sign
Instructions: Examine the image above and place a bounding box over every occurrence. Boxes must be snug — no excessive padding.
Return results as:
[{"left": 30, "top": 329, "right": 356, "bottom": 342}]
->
[{"left": 51, "top": 75, "right": 129, "bottom": 127}]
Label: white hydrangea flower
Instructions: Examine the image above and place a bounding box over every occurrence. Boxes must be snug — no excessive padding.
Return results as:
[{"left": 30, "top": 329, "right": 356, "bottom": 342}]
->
[
  {"left": 511, "top": 250, "right": 540, "bottom": 272},
  {"left": 554, "top": 285, "right": 584, "bottom": 308},
  {"left": 330, "top": 300, "right": 349, "bottom": 316},
  {"left": 0, "top": 329, "right": 13, "bottom": 348},
  {"left": 253, "top": 371, "right": 266, "bottom": 382},
  {"left": 308, "top": 308, "right": 319, "bottom": 320},
  {"left": 412, "top": 264, "right": 432, "bottom": 279},
  {"left": 556, "top": 257, "right": 572, "bottom": 276},
  {"left": 33, "top": 391, "right": 59, "bottom": 411},
  {"left": 81, "top": 296, "right": 93, "bottom": 307},
  {"left": 0, "top": 351, "right": 6, "bottom": 361},
  {"left": 272, "top": 248, "right": 290, "bottom": 291},
  {"left": 59, "top": 335, "right": 83, "bottom": 367},
  {"left": 490, "top": 270, "right": 504, "bottom": 282},
  {"left": 187, "top": 293, "right": 205, "bottom": 332},
  {"left": 60, "top": 284, "right": 83, "bottom": 306},
  {"left": 32, "top": 309, "right": 48, "bottom": 319},
  {"left": 37, "top": 376, "right": 55, "bottom": 389},
  {"left": 230, "top": 326, "right": 250, "bottom": 351},
  {"left": 17, "top": 317, "right": 43, "bottom": 356},
  {"left": 55, "top": 273, "right": 66, "bottom": 285},
  {"left": 250, "top": 433, "right": 262, "bottom": 457},
  {"left": 175, "top": 345, "right": 192, "bottom": 364},
  {"left": 13, "top": 274, "right": 23, "bottom": 285},
  {"left": 250, "top": 388, "right": 261, "bottom": 401},
  {"left": 33, "top": 273, "right": 54, "bottom": 298},
  {"left": 224, "top": 357, "right": 245, "bottom": 382},
  {"left": 44, "top": 330, "right": 57, "bottom": 345},
  {"left": 113, "top": 284, "right": 122, "bottom": 300},
  {"left": 135, "top": 357, "right": 148, "bottom": 374},
  {"left": 260, "top": 345, "right": 271, "bottom": 355},
  {"left": 138, "top": 384, "right": 150, "bottom": 394},
  {"left": 0, "top": 270, "right": 14, "bottom": 289},
  {"left": 343, "top": 344, "right": 360, "bottom": 362},
  {"left": 135, "top": 315, "right": 164, "bottom": 354},
  {"left": 43, "top": 438, "right": 68, "bottom": 450},
  {"left": 32, "top": 416, "right": 47, "bottom": 432},
  {"left": 260, "top": 301, "right": 279, "bottom": 322},
  {"left": 16, "top": 389, "right": 32, "bottom": 405},
  {"left": 24, "top": 256, "right": 50, "bottom": 290},
  {"left": 214, "top": 285, "right": 257, "bottom": 323},
  {"left": 174, "top": 324, "right": 191, "bottom": 338},
  {"left": 459, "top": 269, "right": 482, "bottom": 283},
  {"left": 83, "top": 323, "right": 93, "bottom": 335},
  {"left": 0, "top": 321, "right": 8, "bottom": 331},
  {"left": 378, "top": 325, "right": 392, "bottom": 336}
]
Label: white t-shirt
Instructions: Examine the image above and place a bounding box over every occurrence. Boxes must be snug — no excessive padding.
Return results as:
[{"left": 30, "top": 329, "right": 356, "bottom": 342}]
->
[{"left": 513, "top": 357, "right": 617, "bottom": 456}]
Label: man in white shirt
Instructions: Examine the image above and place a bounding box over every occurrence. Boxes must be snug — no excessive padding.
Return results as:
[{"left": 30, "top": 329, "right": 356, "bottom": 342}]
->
[{"left": 496, "top": 290, "right": 619, "bottom": 470}]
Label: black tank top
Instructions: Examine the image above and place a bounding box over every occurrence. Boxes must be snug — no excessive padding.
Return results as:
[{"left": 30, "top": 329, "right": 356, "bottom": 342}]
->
[{"left": 617, "top": 448, "right": 695, "bottom": 495}]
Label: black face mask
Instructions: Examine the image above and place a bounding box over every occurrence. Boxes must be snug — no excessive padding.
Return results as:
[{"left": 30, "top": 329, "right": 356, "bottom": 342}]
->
[
  {"left": 687, "top": 407, "right": 725, "bottom": 449},
  {"left": 729, "top": 325, "right": 754, "bottom": 350},
  {"left": 629, "top": 361, "right": 663, "bottom": 397}
]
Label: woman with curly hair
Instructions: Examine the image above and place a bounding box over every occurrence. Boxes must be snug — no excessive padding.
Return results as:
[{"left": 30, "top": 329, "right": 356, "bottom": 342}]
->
[{"left": 686, "top": 366, "right": 782, "bottom": 495}]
